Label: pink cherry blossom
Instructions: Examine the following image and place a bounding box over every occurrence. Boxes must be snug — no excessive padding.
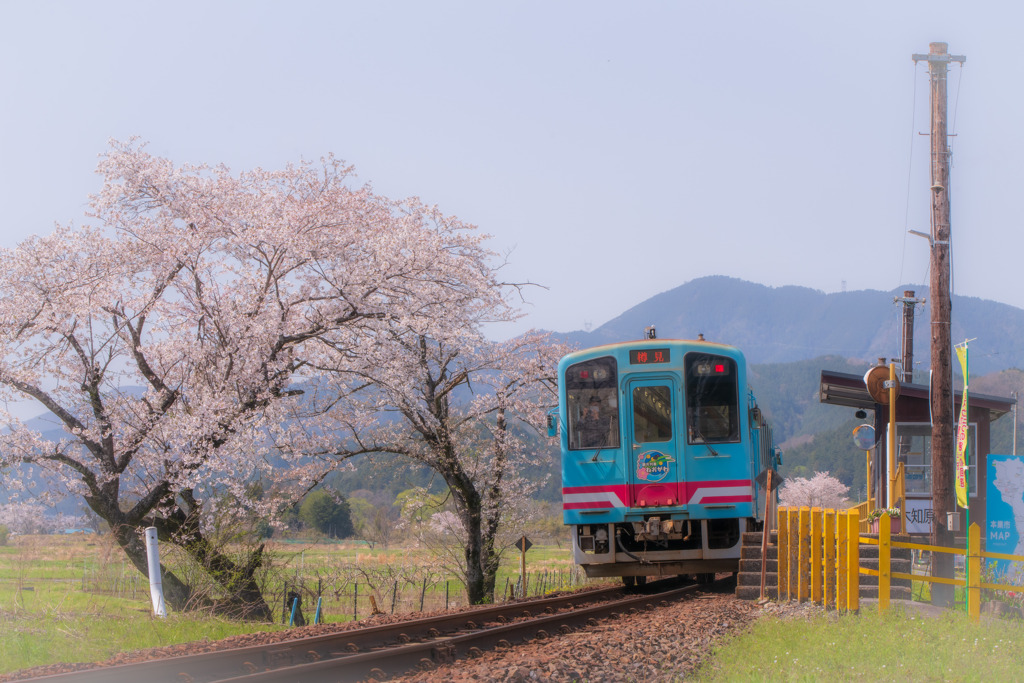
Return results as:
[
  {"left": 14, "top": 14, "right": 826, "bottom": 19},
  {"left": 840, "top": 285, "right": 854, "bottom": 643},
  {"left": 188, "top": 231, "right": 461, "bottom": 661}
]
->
[{"left": 0, "top": 140, "right": 532, "bottom": 615}]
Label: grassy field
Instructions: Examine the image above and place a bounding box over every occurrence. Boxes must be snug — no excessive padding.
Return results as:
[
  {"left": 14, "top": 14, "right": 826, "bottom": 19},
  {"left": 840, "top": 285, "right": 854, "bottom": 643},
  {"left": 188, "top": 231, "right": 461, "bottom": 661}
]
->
[
  {"left": 3, "top": 533, "right": 1024, "bottom": 679},
  {"left": 0, "top": 532, "right": 585, "bottom": 674},
  {"left": 0, "top": 535, "right": 289, "bottom": 673},
  {"left": 696, "top": 605, "right": 1024, "bottom": 681}
]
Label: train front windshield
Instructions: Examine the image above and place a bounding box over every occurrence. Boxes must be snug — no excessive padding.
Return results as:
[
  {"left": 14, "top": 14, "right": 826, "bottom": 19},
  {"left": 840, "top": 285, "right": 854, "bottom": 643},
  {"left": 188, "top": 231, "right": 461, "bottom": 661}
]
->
[
  {"left": 565, "top": 356, "right": 620, "bottom": 450},
  {"left": 685, "top": 353, "right": 739, "bottom": 443}
]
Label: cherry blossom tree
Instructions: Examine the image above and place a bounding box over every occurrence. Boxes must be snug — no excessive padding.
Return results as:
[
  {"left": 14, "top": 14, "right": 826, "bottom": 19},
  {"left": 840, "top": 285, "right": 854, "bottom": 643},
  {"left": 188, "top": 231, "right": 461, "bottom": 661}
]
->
[
  {"left": 356, "top": 329, "right": 567, "bottom": 604},
  {"left": 777, "top": 471, "right": 850, "bottom": 510},
  {"left": 0, "top": 140, "right": 514, "bottom": 618}
]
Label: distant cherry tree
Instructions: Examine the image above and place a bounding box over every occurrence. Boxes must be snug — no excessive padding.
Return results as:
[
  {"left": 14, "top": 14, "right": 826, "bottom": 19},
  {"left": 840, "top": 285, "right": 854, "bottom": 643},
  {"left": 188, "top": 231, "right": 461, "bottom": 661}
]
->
[
  {"left": 778, "top": 471, "right": 850, "bottom": 509},
  {"left": 0, "top": 140, "right": 514, "bottom": 617},
  {"left": 361, "top": 329, "right": 567, "bottom": 604},
  {"left": 0, "top": 503, "right": 86, "bottom": 534}
]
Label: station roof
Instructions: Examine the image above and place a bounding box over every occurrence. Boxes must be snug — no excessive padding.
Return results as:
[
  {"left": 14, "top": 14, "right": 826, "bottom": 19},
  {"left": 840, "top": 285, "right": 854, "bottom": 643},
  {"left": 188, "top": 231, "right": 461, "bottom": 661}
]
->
[{"left": 819, "top": 369, "right": 1015, "bottom": 421}]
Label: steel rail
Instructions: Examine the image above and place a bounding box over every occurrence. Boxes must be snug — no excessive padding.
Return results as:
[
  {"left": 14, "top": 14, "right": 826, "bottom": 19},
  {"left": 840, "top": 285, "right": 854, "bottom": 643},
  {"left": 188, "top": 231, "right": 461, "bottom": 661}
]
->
[
  {"left": 17, "top": 584, "right": 642, "bottom": 683},
  {"left": 207, "top": 580, "right": 707, "bottom": 683}
]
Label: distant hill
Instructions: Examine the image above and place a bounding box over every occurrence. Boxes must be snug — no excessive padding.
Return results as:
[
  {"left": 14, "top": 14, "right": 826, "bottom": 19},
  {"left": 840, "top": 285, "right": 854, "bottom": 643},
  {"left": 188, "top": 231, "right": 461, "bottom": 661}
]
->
[
  {"left": 560, "top": 276, "right": 1024, "bottom": 376},
  {"left": 9, "top": 276, "right": 1024, "bottom": 508},
  {"left": 549, "top": 276, "right": 1024, "bottom": 489}
]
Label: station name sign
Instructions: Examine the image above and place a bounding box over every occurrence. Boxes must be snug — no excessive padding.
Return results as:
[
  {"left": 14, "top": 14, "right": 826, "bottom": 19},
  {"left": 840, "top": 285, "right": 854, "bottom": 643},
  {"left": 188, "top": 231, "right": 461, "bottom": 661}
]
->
[{"left": 629, "top": 348, "right": 670, "bottom": 364}]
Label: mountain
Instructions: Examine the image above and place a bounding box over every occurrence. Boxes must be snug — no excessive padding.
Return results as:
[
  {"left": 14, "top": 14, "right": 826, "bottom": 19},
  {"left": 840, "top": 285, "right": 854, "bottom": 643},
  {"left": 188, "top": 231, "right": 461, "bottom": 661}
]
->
[
  {"left": 560, "top": 276, "right": 1024, "bottom": 376},
  {"left": 8, "top": 277, "right": 1024, "bottom": 507},
  {"left": 549, "top": 276, "right": 1024, "bottom": 489}
]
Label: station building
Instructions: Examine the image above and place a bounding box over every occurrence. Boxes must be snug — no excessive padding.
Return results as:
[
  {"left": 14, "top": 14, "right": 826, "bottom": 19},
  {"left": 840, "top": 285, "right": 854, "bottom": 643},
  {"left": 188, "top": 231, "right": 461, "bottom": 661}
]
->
[{"left": 819, "top": 367, "right": 1015, "bottom": 538}]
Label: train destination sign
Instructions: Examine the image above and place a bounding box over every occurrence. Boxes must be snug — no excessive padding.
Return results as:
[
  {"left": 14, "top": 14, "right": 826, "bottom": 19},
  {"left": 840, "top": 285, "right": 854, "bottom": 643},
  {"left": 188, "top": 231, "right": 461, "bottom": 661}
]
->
[{"left": 629, "top": 348, "right": 670, "bottom": 364}]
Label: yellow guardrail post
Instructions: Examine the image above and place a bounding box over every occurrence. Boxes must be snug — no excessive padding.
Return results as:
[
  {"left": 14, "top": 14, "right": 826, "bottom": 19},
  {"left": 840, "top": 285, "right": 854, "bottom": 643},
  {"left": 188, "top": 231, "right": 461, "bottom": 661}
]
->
[
  {"left": 969, "top": 522, "right": 981, "bottom": 623},
  {"left": 824, "top": 510, "right": 836, "bottom": 609},
  {"left": 837, "top": 509, "right": 849, "bottom": 610},
  {"left": 777, "top": 507, "right": 789, "bottom": 601},
  {"left": 846, "top": 509, "right": 859, "bottom": 612},
  {"left": 878, "top": 514, "right": 891, "bottom": 613},
  {"left": 798, "top": 507, "right": 810, "bottom": 602},
  {"left": 896, "top": 462, "right": 907, "bottom": 533},
  {"left": 811, "top": 507, "right": 823, "bottom": 605},
  {"left": 850, "top": 500, "right": 869, "bottom": 534},
  {"left": 788, "top": 507, "right": 800, "bottom": 601}
]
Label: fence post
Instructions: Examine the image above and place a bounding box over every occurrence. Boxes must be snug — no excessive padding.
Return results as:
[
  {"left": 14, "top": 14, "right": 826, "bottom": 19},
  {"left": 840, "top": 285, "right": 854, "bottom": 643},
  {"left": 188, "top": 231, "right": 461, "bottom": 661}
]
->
[
  {"left": 282, "top": 583, "right": 288, "bottom": 624},
  {"left": 790, "top": 508, "right": 801, "bottom": 600},
  {"left": 837, "top": 510, "right": 848, "bottom": 610},
  {"left": 777, "top": 507, "right": 790, "bottom": 601},
  {"left": 797, "top": 507, "right": 810, "bottom": 602},
  {"left": 846, "top": 510, "right": 859, "bottom": 612},
  {"left": 353, "top": 583, "right": 358, "bottom": 621},
  {"left": 824, "top": 510, "right": 836, "bottom": 609},
  {"left": 969, "top": 522, "right": 981, "bottom": 623},
  {"left": 811, "top": 507, "right": 823, "bottom": 605},
  {"left": 878, "top": 514, "right": 891, "bottom": 613}
]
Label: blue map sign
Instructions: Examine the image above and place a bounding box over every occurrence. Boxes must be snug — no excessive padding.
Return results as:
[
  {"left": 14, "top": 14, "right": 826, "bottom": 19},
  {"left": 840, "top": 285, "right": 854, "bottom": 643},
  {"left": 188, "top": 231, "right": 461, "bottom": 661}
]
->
[{"left": 986, "top": 454, "right": 1024, "bottom": 581}]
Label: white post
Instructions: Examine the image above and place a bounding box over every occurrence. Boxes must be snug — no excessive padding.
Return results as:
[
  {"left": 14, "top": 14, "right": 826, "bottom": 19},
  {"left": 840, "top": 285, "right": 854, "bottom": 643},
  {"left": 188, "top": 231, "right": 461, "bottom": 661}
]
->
[{"left": 145, "top": 527, "right": 167, "bottom": 617}]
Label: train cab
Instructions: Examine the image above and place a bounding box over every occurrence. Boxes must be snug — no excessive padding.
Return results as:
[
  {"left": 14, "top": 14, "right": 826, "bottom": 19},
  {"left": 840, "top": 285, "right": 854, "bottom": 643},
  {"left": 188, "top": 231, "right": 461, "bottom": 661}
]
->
[{"left": 554, "top": 336, "right": 779, "bottom": 580}]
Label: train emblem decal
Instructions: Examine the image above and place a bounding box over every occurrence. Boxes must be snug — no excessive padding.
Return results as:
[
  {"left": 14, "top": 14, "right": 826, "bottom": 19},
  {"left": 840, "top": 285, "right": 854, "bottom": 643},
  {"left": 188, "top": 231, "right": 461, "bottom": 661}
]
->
[{"left": 635, "top": 450, "right": 674, "bottom": 482}]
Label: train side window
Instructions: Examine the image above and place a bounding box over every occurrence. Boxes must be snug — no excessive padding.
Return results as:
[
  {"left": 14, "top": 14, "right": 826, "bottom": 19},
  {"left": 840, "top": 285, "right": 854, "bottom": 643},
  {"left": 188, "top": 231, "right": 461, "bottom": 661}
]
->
[
  {"left": 685, "top": 353, "right": 739, "bottom": 444},
  {"left": 632, "top": 385, "right": 672, "bottom": 443},
  {"left": 565, "top": 357, "right": 620, "bottom": 450}
]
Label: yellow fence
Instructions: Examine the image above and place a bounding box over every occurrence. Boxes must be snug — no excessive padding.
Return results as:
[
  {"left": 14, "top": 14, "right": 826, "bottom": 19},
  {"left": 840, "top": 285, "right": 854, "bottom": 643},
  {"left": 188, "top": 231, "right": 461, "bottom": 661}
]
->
[
  {"left": 779, "top": 506, "right": 1024, "bottom": 622},
  {"left": 777, "top": 506, "right": 860, "bottom": 611},
  {"left": 869, "top": 516, "right": 1024, "bottom": 622}
]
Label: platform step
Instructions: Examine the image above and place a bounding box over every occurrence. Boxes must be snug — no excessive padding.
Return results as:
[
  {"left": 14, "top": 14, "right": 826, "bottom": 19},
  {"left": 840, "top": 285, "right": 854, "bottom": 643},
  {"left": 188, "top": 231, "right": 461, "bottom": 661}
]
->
[{"left": 735, "top": 584, "right": 778, "bottom": 600}]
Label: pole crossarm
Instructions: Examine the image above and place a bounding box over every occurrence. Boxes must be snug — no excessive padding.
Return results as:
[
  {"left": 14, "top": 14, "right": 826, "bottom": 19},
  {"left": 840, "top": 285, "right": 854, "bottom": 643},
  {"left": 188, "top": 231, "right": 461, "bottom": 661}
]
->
[{"left": 912, "top": 53, "right": 966, "bottom": 64}]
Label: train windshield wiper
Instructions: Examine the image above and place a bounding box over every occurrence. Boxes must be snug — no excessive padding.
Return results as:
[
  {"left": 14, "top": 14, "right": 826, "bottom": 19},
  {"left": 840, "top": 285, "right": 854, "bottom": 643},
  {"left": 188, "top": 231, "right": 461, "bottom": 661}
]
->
[{"left": 690, "top": 427, "right": 719, "bottom": 456}]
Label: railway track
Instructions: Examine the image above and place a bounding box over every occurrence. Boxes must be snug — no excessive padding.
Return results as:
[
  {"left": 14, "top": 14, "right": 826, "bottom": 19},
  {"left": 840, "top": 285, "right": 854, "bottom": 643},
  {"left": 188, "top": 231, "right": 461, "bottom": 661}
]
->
[{"left": 19, "top": 577, "right": 714, "bottom": 683}]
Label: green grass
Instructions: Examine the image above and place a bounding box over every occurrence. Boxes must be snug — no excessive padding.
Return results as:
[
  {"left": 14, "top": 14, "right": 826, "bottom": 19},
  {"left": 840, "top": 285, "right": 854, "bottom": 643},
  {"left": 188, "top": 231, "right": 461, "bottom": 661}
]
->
[
  {"left": 12, "top": 534, "right": 1023, "bottom": 680},
  {"left": 2, "top": 609, "right": 288, "bottom": 673},
  {"left": 695, "top": 606, "right": 1024, "bottom": 682},
  {"left": 0, "top": 533, "right": 584, "bottom": 674}
]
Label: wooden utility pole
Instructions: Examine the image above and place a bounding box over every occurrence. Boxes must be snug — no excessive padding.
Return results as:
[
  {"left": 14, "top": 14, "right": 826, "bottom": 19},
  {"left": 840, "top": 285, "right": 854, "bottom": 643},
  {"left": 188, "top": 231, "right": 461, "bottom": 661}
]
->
[
  {"left": 895, "top": 291, "right": 923, "bottom": 533},
  {"left": 896, "top": 290, "right": 925, "bottom": 384},
  {"left": 913, "top": 42, "right": 965, "bottom": 608}
]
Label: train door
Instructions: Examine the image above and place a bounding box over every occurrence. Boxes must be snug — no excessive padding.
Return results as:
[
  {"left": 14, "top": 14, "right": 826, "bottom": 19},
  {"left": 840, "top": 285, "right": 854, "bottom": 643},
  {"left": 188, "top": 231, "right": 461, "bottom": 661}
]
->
[{"left": 626, "top": 377, "right": 682, "bottom": 508}]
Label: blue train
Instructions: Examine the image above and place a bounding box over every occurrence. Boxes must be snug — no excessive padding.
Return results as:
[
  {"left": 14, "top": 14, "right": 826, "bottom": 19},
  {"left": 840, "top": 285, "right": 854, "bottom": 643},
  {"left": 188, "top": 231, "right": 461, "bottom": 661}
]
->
[{"left": 548, "top": 331, "right": 780, "bottom": 584}]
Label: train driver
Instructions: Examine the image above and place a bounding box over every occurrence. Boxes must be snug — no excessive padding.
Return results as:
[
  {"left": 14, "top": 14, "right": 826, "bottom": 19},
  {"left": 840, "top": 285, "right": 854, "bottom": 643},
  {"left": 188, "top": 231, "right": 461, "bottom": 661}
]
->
[{"left": 579, "top": 395, "right": 610, "bottom": 448}]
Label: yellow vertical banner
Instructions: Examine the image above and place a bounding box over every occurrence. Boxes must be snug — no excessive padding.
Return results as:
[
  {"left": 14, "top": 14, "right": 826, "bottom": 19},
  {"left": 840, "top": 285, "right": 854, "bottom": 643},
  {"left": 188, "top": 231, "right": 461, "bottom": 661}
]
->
[{"left": 954, "top": 343, "right": 969, "bottom": 509}]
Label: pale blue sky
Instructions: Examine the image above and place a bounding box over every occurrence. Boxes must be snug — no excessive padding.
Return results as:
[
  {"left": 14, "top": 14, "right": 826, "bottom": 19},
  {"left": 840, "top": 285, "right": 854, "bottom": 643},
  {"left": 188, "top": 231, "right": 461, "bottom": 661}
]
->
[{"left": 1, "top": 1, "right": 1018, "bottom": 338}]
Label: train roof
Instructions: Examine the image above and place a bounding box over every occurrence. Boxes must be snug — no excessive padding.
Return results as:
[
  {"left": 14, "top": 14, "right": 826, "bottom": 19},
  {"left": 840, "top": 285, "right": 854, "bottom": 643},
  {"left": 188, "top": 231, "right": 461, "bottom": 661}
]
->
[{"left": 560, "top": 337, "right": 742, "bottom": 363}]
